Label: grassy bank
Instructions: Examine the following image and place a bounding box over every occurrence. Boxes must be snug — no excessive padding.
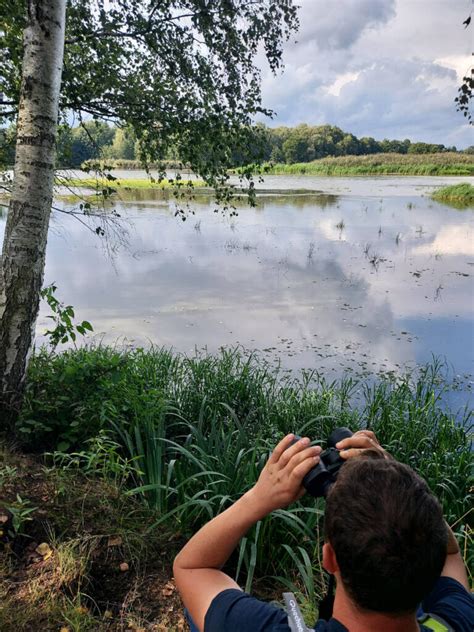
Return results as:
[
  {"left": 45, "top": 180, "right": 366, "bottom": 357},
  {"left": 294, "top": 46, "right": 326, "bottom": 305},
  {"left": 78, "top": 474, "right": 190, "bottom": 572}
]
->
[
  {"left": 246, "top": 153, "right": 474, "bottom": 176},
  {"left": 80, "top": 158, "right": 187, "bottom": 171},
  {"left": 431, "top": 183, "right": 474, "bottom": 208},
  {"left": 2, "top": 347, "right": 472, "bottom": 630},
  {"left": 57, "top": 176, "right": 205, "bottom": 190}
]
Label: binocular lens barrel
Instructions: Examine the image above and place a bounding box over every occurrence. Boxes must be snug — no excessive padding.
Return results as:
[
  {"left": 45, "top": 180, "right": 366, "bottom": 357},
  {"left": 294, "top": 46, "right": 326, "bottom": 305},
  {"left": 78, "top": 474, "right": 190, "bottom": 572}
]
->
[
  {"left": 327, "top": 427, "right": 353, "bottom": 447},
  {"left": 288, "top": 427, "right": 354, "bottom": 498}
]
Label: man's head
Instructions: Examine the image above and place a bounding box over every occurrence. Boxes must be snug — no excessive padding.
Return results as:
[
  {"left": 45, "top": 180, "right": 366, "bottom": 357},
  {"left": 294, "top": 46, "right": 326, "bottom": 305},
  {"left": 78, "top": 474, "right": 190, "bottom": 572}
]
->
[{"left": 323, "top": 453, "right": 448, "bottom": 614}]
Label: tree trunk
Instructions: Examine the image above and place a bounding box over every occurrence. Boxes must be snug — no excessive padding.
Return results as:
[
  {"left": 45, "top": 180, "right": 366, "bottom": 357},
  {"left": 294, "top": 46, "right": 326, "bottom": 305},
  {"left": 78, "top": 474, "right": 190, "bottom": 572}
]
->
[{"left": 0, "top": 0, "right": 66, "bottom": 429}]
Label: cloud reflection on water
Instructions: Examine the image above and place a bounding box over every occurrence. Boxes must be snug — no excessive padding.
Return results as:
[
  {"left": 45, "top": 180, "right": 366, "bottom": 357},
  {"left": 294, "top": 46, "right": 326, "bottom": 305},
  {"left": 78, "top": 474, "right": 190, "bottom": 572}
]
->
[{"left": 0, "top": 182, "right": 472, "bottom": 401}]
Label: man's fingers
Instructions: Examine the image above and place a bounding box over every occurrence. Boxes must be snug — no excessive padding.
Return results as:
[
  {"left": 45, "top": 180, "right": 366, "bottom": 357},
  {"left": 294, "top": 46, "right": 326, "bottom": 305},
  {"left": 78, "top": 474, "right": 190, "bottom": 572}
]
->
[
  {"left": 291, "top": 450, "right": 321, "bottom": 480},
  {"left": 350, "top": 430, "right": 377, "bottom": 441},
  {"left": 338, "top": 447, "right": 367, "bottom": 460},
  {"left": 336, "top": 431, "right": 378, "bottom": 451},
  {"left": 268, "top": 434, "right": 295, "bottom": 465},
  {"left": 286, "top": 444, "right": 321, "bottom": 470},
  {"left": 336, "top": 430, "right": 385, "bottom": 461},
  {"left": 278, "top": 437, "right": 313, "bottom": 467}
]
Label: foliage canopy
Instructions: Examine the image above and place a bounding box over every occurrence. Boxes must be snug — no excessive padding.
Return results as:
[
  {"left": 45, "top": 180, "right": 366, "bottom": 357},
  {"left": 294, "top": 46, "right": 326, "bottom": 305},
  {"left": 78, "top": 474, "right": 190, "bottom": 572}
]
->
[{"left": 0, "top": 0, "right": 299, "bottom": 190}]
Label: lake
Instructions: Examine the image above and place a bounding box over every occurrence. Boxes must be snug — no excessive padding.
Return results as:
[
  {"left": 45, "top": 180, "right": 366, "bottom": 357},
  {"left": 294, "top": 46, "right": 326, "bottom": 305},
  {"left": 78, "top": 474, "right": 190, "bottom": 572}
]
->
[{"left": 1, "top": 174, "right": 473, "bottom": 408}]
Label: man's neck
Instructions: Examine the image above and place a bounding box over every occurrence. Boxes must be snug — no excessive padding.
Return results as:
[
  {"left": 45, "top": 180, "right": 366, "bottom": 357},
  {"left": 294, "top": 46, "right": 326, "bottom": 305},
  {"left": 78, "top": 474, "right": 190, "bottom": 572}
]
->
[{"left": 332, "top": 584, "right": 420, "bottom": 632}]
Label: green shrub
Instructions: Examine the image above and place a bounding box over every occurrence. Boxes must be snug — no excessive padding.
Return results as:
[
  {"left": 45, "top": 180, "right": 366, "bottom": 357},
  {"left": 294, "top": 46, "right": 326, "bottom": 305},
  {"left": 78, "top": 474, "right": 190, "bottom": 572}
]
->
[{"left": 19, "top": 346, "right": 357, "bottom": 450}]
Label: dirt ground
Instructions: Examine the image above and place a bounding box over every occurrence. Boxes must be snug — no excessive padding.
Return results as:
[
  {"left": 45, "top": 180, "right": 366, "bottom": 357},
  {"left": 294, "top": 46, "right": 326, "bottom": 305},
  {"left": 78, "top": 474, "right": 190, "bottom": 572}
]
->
[{"left": 0, "top": 448, "right": 190, "bottom": 631}]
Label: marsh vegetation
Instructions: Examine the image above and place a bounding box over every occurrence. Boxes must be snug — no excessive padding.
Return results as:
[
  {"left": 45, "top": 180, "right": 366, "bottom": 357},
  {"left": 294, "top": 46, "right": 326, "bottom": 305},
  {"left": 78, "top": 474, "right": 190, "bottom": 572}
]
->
[
  {"left": 255, "top": 153, "right": 474, "bottom": 176},
  {"left": 431, "top": 183, "right": 474, "bottom": 207},
  {"left": 1, "top": 346, "right": 471, "bottom": 630}
]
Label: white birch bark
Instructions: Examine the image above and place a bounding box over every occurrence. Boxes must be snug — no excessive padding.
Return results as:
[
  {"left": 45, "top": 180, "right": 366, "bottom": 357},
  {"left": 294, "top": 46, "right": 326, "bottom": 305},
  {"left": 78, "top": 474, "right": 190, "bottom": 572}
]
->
[{"left": 0, "top": 0, "right": 66, "bottom": 425}]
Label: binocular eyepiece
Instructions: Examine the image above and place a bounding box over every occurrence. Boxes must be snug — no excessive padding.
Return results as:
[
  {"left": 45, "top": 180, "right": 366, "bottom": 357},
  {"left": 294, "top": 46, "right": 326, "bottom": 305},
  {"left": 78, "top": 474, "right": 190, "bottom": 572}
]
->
[{"left": 289, "top": 427, "right": 353, "bottom": 498}]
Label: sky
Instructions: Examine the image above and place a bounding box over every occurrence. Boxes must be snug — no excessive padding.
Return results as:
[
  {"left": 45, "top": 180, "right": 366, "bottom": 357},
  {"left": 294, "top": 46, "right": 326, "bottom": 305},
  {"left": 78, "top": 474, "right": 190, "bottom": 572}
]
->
[{"left": 258, "top": 0, "right": 473, "bottom": 148}]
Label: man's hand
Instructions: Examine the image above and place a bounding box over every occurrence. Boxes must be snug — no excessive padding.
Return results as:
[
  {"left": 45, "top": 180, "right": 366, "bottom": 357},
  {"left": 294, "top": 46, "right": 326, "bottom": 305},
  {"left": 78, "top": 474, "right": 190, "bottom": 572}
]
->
[
  {"left": 248, "top": 434, "right": 322, "bottom": 515},
  {"left": 174, "top": 435, "right": 321, "bottom": 630},
  {"left": 335, "top": 429, "right": 389, "bottom": 461}
]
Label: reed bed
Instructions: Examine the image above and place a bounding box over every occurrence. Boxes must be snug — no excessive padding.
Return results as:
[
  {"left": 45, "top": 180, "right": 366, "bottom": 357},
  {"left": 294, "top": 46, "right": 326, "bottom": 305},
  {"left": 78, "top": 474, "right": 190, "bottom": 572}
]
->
[
  {"left": 431, "top": 183, "right": 474, "bottom": 207},
  {"left": 247, "top": 153, "right": 474, "bottom": 176}
]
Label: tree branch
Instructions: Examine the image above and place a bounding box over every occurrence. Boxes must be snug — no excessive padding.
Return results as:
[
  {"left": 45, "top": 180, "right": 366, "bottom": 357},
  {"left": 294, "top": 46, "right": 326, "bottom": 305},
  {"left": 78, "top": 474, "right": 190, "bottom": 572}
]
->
[{"left": 64, "top": 1, "right": 263, "bottom": 45}]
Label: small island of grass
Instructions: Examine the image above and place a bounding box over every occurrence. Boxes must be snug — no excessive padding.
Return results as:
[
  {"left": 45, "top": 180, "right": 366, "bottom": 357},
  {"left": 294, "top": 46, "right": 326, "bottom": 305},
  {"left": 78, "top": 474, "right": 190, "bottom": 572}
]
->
[
  {"left": 431, "top": 183, "right": 474, "bottom": 208},
  {"left": 58, "top": 176, "right": 205, "bottom": 190},
  {"left": 54, "top": 175, "right": 207, "bottom": 202}
]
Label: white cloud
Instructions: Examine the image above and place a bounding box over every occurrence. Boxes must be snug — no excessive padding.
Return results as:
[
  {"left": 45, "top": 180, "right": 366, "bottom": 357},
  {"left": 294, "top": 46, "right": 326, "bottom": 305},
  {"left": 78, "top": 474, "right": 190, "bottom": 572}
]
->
[
  {"left": 435, "top": 55, "right": 472, "bottom": 82},
  {"left": 325, "top": 72, "right": 360, "bottom": 96},
  {"left": 260, "top": 0, "right": 473, "bottom": 147}
]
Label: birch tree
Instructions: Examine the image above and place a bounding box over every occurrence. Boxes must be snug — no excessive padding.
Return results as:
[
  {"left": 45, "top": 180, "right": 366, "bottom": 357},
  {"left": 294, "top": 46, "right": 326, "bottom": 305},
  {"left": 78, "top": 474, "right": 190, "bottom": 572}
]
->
[
  {"left": 0, "top": 0, "right": 299, "bottom": 428},
  {"left": 0, "top": 0, "right": 66, "bottom": 425}
]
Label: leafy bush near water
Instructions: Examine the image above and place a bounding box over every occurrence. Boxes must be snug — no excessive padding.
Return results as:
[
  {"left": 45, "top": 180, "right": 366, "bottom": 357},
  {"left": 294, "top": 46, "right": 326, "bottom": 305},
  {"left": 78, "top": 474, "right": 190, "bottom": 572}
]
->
[
  {"left": 18, "top": 346, "right": 473, "bottom": 599},
  {"left": 19, "top": 346, "right": 354, "bottom": 451}
]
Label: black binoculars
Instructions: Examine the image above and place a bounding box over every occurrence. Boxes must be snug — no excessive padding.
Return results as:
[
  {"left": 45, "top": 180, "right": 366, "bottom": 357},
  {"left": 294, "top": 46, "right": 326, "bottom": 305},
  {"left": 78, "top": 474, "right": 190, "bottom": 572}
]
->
[{"left": 290, "top": 427, "right": 353, "bottom": 498}]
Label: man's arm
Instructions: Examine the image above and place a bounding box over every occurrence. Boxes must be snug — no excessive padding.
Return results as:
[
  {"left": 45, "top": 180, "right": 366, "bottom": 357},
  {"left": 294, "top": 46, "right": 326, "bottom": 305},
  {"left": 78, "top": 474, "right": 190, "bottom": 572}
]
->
[
  {"left": 441, "top": 523, "right": 470, "bottom": 590},
  {"left": 173, "top": 435, "right": 322, "bottom": 632}
]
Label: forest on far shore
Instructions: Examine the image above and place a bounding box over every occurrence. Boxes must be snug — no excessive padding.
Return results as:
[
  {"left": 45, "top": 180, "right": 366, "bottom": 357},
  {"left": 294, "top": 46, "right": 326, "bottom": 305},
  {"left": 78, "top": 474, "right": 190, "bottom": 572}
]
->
[{"left": 1, "top": 121, "right": 472, "bottom": 170}]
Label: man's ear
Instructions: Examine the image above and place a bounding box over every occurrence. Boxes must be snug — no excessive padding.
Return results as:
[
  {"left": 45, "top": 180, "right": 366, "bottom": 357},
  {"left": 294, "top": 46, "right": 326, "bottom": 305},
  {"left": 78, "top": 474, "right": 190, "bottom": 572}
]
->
[{"left": 322, "top": 542, "right": 339, "bottom": 574}]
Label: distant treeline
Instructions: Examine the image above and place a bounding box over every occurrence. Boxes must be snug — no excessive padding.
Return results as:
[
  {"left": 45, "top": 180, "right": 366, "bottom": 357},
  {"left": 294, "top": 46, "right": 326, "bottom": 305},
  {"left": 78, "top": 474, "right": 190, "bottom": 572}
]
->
[
  {"left": 1, "top": 121, "right": 473, "bottom": 169},
  {"left": 253, "top": 124, "right": 472, "bottom": 164}
]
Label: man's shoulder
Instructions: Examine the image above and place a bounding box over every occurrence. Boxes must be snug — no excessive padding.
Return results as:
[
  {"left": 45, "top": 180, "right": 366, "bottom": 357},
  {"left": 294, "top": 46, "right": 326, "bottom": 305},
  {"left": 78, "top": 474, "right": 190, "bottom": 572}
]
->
[
  {"left": 204, "top": 589, "right": 291, "bottom": 631},
  {"left": 422, "top": 576, "right": 474, "bottom": 632},
  {"left": 204, "top": 580, "right": 474, "bottom": 632},
  {"left": 204, "top": 589, "right": 349, "bottom": 632}
]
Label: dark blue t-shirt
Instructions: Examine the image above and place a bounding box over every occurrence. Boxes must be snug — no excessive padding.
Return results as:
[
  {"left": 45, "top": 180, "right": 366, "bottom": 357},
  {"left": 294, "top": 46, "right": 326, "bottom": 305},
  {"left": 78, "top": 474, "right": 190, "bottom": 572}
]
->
[{"left": 204, "top": 577, "right": 473, "bottom": 631}]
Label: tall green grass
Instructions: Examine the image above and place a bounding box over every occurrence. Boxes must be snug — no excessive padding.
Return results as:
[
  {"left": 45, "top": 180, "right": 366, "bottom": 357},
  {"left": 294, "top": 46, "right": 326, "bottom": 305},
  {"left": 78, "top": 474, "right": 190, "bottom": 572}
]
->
[
  {"left": 431, "top": 183, "right": 474, "bottom": 208},
  {"left": 241, "top": 153, "right": 474, "bottom": 176},
  {"left": 18, "top": 347, "right": 357, "bottom": 450},
  {"left": 19, "top": 346, "right": 473, "bottom": 597}
]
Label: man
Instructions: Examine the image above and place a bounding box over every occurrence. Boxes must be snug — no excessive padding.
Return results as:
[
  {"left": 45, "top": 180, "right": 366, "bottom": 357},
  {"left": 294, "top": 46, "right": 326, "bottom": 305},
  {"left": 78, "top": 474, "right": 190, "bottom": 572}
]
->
[{"left": 174, "top": 431, "right": 473, "bottom": 631}]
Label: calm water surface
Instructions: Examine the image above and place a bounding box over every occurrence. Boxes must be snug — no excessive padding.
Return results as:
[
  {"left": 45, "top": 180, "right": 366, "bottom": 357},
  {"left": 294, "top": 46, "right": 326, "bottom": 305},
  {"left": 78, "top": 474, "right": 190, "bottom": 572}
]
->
[{"left": 1, "top": 175, "right": 473, "bottom": 407}]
